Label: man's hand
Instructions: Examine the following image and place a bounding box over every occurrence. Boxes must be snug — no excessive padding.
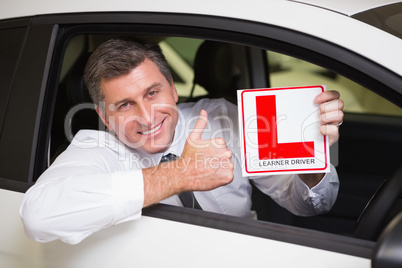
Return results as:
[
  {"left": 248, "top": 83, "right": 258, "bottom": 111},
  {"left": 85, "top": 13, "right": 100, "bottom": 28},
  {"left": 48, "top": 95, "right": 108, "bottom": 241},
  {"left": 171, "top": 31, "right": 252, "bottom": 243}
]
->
[
  {"left": 298, "top": 90, "right": 344, "bottom": 188},
  {"left": 142, "top": 110, "right": 234, "bottom": 207},
  {"left": 315, "top": 90, "right": 344, "bottom": 146},
  {"left": 179, "top": 109, "right": 234, "bottom": 192}
]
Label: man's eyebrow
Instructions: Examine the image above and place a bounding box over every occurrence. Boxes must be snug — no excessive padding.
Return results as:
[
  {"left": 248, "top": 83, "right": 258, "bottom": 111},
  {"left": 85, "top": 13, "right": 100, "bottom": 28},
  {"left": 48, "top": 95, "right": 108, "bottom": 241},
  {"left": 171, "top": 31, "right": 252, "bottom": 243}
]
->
[
  {"left": 113, "top": 98, "right": 131, "bottom": 107},
  {"left": 145, "top": 82, "right": 162, "bottom": 93},
  {"left": 112, "top": 83, "right": 162, "bottom": 106}
]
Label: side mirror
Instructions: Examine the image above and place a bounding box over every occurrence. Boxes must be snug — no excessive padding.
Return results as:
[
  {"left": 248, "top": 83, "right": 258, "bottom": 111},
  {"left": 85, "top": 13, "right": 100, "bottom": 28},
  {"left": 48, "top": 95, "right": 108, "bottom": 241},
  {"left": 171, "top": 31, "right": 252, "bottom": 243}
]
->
[{"left": 372, "top": 211, "right": 402, "bottom": 268}]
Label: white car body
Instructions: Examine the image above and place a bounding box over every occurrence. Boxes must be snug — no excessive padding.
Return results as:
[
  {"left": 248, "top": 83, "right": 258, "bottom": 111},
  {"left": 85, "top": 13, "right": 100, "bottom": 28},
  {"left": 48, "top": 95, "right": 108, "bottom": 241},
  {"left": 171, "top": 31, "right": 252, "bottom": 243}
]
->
[
  {"left": 1, "top": 0, "right": 401, "bottom": 79},
  {"left": 0, "top": 188, "right": 371, "bottom": 268},
  {"left": 1, "top": 0, "right": 401, "bottom": 267}
]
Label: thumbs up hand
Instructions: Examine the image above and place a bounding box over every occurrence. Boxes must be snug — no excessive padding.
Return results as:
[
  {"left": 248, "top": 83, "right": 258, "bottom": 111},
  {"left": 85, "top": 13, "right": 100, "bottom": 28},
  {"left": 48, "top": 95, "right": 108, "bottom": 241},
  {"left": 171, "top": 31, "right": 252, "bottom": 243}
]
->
[
  {"left": 142, "top": 110, "right": 234, "bottom": 208},
  {"left": 179, "top": 110, "right": 234, "bottom": 192},
  {"left": 184, "top": 109, "right": 210, "bottom": 148}
]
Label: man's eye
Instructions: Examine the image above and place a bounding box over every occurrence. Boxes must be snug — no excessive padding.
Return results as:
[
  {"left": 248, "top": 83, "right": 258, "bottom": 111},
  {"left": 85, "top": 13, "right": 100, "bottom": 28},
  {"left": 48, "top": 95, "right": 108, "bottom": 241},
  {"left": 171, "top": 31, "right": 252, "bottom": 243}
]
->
[
  {"left": 120, "top": 102, "right": 129, "bottom": 109},
  {"left": 149, "top": 91, "right": 157, "bottom": 96}
]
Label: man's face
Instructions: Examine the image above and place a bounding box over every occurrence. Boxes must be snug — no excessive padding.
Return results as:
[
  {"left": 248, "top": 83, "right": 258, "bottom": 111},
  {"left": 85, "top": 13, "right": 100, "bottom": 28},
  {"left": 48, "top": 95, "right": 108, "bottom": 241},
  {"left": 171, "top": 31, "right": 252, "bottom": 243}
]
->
[{"left": 97, "top": 59, "right": 179, "bottom": 154}]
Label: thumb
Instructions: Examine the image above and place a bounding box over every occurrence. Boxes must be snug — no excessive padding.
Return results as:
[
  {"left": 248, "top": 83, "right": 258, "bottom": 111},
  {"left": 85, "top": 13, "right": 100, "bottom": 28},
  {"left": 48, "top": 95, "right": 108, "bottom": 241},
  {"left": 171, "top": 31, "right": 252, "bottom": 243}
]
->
[{"left": 188, "top": 109, "right": 208, "bottom": 141}]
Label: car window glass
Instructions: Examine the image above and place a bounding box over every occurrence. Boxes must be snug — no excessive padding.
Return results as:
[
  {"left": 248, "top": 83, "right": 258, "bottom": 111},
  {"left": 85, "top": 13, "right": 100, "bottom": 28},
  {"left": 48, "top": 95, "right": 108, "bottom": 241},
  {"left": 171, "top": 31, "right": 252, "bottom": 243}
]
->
[
  {"left": 353, "top": 3, "right": 402, "bottom": 39},
  {"left": 0, "top": 27, "right": 26, "bottom": 134},
  {"left": 267, "top": 51, "right": 402, "bottom": 117}
]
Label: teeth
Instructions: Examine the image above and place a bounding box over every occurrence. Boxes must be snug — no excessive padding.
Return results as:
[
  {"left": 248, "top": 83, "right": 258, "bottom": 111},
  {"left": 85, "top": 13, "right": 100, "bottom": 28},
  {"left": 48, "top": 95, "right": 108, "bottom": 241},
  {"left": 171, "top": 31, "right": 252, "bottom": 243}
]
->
[{"left": 141, "top": 122, "right": 162, "bottom": 135}]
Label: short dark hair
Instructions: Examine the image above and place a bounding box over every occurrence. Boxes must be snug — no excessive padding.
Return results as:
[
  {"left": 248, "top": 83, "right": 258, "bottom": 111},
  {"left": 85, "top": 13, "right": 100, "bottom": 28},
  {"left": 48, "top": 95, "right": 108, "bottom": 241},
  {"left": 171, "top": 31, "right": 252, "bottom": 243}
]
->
[{"left": 83, "top": 38, "right": 172, "bottom": 106}]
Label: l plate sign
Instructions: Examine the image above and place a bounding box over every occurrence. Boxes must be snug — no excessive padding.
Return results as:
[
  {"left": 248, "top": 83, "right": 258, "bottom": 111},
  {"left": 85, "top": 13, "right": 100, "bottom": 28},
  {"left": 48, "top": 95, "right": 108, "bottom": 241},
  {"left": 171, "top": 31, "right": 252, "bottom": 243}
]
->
[{"left": 237, "top": 85, "right": 330, "bottom": 176}]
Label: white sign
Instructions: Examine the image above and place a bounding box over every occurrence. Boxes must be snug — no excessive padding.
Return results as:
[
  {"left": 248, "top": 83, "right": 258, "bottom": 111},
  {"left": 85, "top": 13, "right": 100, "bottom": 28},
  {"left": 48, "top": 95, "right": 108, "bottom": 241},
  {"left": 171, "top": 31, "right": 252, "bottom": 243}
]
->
[{"left": 237, "top": 85, "right": 330, "bottom": 176}]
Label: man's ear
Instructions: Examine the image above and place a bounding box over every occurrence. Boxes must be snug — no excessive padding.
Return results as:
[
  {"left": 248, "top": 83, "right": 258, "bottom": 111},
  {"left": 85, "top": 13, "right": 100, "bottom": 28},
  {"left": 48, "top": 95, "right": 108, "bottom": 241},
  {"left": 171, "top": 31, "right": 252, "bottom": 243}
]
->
[{"left": 95, "top": 105, "right": 113, "bottom": 132}]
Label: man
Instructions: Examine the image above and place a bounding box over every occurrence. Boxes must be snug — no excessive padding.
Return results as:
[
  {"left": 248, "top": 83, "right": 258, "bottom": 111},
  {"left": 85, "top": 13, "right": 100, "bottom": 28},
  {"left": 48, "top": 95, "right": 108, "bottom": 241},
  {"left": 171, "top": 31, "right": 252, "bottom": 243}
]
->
[{"left": 20, "top": 38, "right": 343, "bottom": 245}]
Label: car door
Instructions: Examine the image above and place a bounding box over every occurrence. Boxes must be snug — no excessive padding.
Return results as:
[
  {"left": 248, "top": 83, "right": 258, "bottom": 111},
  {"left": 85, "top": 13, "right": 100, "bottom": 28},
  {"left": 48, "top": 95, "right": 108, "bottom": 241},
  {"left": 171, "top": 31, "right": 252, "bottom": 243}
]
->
[{"left": 0, "top": 18, "right": 60, "bottom": 267}]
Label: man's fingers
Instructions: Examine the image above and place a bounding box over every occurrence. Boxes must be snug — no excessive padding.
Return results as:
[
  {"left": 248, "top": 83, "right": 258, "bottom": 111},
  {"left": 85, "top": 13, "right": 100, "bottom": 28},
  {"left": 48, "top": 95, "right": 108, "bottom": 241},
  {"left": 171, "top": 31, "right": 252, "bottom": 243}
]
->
[
  {"left": 319, "top": 99, "right": 344, "bottom": 114},
  {"left": 211, "top": 137, "right": 229, "bottom": 149},
  {"left": 316, "top": 91, "right": 344, "bottom": 127},
  {"left": 320, "top": 110, "right": 344, "bottom": 125},
  {"left": 320, "top": 124, "right": 340, "bottom": 146},
  {"left": 188, "top": 109, "right": 208, "bottom": 141},
  {"left": 314, "top": 90, "right": 341, "bottom": 104}
]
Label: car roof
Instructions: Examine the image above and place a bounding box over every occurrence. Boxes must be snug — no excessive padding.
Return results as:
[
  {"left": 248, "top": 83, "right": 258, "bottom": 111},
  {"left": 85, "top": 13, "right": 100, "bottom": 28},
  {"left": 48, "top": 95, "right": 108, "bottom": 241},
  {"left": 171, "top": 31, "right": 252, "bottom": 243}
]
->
[
  {"left": 288, "top": 0, "right": 402, "bottom": 16},
  {"left": 1, "top": 0, "right": 402, "bottom": 79},
  {"left": 1, "top": 0, "right": 400, "bottom": 20}
]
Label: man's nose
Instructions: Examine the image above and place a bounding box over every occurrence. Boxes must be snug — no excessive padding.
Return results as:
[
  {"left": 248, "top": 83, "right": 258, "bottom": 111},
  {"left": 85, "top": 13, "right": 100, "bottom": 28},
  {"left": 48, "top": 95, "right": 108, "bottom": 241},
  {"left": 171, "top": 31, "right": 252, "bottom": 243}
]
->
[{"left": 136, "top": 102, "right": 152, "bottom": 127}]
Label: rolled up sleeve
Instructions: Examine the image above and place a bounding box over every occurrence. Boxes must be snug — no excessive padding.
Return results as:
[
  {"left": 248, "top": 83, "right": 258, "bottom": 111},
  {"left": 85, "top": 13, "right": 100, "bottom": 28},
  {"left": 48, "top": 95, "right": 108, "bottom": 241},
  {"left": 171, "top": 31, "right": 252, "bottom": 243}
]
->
[{"left": 251, "top": 165, "right": 339, "bottom": 216}]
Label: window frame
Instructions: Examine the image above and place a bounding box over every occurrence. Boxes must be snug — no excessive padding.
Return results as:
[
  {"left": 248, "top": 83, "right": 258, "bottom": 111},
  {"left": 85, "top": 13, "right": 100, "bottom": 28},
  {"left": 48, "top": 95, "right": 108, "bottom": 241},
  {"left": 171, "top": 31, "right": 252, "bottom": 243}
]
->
[
  {"left": 0, "top": 19, "right": 30, "bottom": 136},
  {"left": 0, "top": 19, "right": 58, "bottom": 192}
]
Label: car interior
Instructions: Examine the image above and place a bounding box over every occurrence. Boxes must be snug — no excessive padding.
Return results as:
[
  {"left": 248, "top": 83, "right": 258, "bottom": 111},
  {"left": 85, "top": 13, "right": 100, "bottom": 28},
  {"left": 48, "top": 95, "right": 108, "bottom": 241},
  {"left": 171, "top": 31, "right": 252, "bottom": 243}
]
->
[{"left": 49, "top": 33, "right": 402, "bottom": 241}]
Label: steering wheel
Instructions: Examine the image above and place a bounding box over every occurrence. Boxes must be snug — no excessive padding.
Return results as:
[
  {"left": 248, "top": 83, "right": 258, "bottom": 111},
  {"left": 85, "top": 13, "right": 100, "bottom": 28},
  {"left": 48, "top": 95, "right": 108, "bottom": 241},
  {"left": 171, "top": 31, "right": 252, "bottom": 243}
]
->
[{"left": 354, "top": 163, "right": 402, "bottom": 241}]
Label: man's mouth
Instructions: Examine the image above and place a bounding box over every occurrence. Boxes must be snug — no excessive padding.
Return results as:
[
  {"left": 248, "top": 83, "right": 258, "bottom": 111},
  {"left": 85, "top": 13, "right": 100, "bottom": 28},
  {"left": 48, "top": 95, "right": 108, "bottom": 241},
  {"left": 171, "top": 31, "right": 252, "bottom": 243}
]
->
[{"left": 140, "top": 121, "right": 163, "bottom": 135}]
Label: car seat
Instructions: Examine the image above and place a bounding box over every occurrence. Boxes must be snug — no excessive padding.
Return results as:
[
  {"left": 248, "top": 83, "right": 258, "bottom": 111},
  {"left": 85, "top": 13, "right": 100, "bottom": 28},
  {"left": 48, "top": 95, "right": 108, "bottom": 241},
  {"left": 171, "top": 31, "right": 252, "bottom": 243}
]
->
[
  {"left": 50, "top": 52, "right": 104, "bottom": 162},
  {"left": 188, "top": 40, "right": 241, "bottom": 104}
]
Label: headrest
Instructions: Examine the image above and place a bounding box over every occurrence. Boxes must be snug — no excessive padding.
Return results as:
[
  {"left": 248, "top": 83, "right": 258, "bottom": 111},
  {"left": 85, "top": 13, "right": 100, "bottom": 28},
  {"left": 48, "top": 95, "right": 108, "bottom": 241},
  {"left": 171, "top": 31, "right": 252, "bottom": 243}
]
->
[
  {"left": 193, "top": 40, "right": 239, "bottom": 102},
  {"left": 65, "top": 53, "right": 103, "bottom": 135},
  {"left": 66, "top": 53, "right": 92, "bottom": 106}
]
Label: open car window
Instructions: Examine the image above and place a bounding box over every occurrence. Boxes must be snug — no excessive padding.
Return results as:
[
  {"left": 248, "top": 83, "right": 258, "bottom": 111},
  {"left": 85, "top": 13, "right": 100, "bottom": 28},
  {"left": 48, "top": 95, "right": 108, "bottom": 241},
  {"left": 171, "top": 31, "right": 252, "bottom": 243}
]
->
[{"left": 49, "top": 32, "right": 402, "bottom": 241}]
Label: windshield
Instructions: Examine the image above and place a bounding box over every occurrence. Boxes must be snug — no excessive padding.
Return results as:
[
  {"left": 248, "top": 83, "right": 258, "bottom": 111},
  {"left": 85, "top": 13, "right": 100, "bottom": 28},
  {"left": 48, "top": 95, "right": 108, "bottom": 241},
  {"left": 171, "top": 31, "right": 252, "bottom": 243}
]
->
[{"left": 353, "top": 3, "right": 402, "bottom": 39}]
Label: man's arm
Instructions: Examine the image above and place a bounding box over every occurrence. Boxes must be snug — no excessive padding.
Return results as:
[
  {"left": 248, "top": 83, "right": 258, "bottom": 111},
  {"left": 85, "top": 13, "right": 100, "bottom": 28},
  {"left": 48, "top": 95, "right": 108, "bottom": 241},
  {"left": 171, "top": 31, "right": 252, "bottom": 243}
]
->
[
  {"left": 20, "top": 156, "right": 145, "bottom": 245},
  {"left": 251, "top": 167, "right": 339, "bottom": 216},
  {"left": 20, "top": 111, "right": 234, "bottom": 244}
]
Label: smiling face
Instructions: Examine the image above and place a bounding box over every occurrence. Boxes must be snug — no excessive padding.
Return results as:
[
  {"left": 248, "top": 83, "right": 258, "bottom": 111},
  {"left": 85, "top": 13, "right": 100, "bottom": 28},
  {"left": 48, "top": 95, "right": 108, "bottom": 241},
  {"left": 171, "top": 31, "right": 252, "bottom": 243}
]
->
[{"left": 97, "top": 58, "right": 179, "bottom": 154}]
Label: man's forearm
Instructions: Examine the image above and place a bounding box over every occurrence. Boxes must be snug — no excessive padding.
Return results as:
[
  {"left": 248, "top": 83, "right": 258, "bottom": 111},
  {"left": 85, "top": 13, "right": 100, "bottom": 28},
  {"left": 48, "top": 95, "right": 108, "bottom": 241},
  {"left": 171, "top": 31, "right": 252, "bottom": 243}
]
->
[{"left": 142, "top": 160, "right": 184, "bottom": 208}]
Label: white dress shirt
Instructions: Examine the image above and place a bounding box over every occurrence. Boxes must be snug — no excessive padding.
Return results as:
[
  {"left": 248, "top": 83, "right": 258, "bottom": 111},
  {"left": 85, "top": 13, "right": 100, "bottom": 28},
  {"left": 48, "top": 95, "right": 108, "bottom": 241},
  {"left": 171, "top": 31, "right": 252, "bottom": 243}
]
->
[{"left": 20, "top": 98, "right": 339, "bottom": 244}]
